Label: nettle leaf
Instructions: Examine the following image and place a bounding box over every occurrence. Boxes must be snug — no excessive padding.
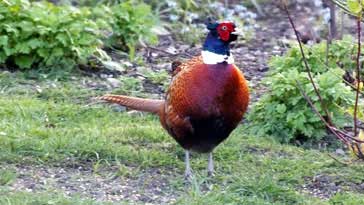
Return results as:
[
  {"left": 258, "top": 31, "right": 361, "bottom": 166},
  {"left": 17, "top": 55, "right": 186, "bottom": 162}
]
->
[
  {"left": 14, "top": 55, "right": 34, "bottom": 69},
  {"left": 52, "top": 47, "right": 64, "bottom": 57},
  {"left": 276, "top": 104, "right": 287, "bottom": 114},
  {"left": 35, "top": 25, "right": 51, "bottom": 35},
  {"left": 0, "top": 35, "right": 8, "bottom": 46},
  {"left": 27, "top": 39, "right": 44, "bottom": 49},
  {"left": 56, "top": 33, "right": 69, "bottom": 46},
  {"left": 14, "top": 42, "right": 31, "bottom": 54},
  {"left": 18, "top": 20, "right": 34, "bottom": 34},
  {"left": 37, "top": 48, "right": 50, "bottom": 58},
  {"left": 3, "top": 46, "right": 13, "bottom": 56},
  {"left": 0, "top": 52, "right": 6, "bottom": 63},
  {"left": 4, "top": 24, "right": 19, "bottom": 36}
]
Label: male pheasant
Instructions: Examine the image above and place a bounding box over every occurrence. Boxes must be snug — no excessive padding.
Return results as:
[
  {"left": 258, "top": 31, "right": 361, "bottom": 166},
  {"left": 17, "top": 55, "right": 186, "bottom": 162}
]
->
[{"left": 98, "top": 20, "right": 250, "bottom": 177}]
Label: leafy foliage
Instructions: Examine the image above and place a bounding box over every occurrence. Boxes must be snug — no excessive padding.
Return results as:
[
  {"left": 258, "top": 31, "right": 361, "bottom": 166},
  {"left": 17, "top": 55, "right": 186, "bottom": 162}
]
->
[
  {"left": 92, "top": 1, "right": 158, "bottom": 57},
  {"left": 0, "top": 0, "right": 103, "bottom": 70},
  {"left": 247, "top": 38, "right": 356, "bottom": 144},
  {"left": 0, "top": 0, "right": 159, "bottom": 70},
  {"left": 331, "top": 0, "right": 364, "bottom": 17}
]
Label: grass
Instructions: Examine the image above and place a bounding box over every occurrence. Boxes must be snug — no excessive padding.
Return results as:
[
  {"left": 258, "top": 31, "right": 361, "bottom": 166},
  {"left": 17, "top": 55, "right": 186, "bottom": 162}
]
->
[
  {"left": 0, "top": 188, "right": 108, "bottom": 205},
  {"left": 0, "top": 168, "right": 16, "bottom": 186},
  {"left": 1, "top": 71, "right": 364, "bottom": 204}
]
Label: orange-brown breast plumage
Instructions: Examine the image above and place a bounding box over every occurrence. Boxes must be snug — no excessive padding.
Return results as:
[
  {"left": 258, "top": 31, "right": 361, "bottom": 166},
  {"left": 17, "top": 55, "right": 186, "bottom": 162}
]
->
[{"left": 159, "top": 56, "right": 249, "bottom": 153}]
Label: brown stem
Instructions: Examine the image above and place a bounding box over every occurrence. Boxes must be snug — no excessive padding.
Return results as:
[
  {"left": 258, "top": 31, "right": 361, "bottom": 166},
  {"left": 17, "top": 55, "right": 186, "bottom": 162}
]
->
[
  {"left": 354, "top": 16, "right": 362, "bottom": 137},
  {"left": 283, "top": 3, "right": 334, "bottom": 126},
  {"left": 327, "top": 153, "right": 351, "bottom": 165},
  {"left": 344, "top": 80, "right": 364, "bottom": 95},
  {"left": 296, "top": 80, "right": 364, "bottom": 144},
  {"left": 295, "top": 80, "right": 350, "bottom": 144},
  {"left": 326, "top": 23, "right": 331, "bottom": 66},
  {"left": 329, "top": 1, "right": 337, "bottom": 39}
]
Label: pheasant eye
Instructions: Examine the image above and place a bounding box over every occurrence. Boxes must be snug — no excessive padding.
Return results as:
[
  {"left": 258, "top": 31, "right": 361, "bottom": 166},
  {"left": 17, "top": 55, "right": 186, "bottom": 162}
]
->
[{"left": 221, "top": 26, "right": 227, "bottom": 31}]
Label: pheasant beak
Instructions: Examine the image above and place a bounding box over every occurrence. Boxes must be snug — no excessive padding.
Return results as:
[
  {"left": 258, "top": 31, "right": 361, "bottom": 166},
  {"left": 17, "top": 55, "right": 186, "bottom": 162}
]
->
[{"left": 231, "top": 27, "right": 243, "bottom": 35}]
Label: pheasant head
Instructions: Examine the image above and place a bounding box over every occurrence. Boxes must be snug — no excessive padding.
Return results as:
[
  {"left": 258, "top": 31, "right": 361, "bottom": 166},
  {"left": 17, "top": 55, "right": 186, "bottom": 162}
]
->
[{"left": 202, "top": 20, "right": 241, "bottom": 64}]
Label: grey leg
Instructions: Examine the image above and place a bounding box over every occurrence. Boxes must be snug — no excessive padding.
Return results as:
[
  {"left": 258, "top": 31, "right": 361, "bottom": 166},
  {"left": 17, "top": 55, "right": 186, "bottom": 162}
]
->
[
  {"left": 184, "top": 150, "right": 192, "bottom": 179},
  {"left": 207, "top": 152, "right": 214, "bottom": 176}
]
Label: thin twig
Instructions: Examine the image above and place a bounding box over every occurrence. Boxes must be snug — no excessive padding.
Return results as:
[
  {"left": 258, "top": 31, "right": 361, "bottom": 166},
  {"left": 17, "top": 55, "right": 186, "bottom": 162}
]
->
[
  {"left": 343, "top": 80, "right": 364, "bottom": 95},
  {"left": 329, "top": 1, "right": 337, "bottom": 39},
  {"left": 2, "top": 0, "right": 11, "bottom": 5},
  {"left": 330, "top": 0, "right": 364, "bottom": 21},
  {"left": 295, "top": 80, "right": 350, "bottom": 144},
  {"left": 298, "top": 39, "right": 364, "bottom": 95},
  {"left": 331, "top": 126, "right": 364, "bottom": 143},
  {"left": 283, "top": 3, "right": 334, "bottom": 126},
  {"left": 326, "top": 23, "right": 331, "bottom": 66},
  {"left": 354, "top": 15, "right": 362, "bottom": 137},
  {"left": 296, "top": 80, "right": 364, "bottom": 144},
  {"left": 327, "top": 153, "right": 351, "bottom": 165}
]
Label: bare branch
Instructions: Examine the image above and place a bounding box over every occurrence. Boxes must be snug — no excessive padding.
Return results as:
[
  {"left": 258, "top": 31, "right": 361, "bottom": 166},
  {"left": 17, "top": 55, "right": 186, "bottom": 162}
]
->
[
  {"left": 295, "top": 80, "right": 351, "bottom": 144},
  {"left": 354, "top": 15, "right": 362, "bottom": 136},
  {"left": 282, "top": 3, "right": 334, "bottom": 126}
]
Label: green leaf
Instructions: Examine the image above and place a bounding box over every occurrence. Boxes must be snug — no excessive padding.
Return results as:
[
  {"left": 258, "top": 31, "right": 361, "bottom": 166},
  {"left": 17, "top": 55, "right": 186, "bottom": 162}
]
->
[
  {"left": 27, "top": 39, "right": 44, "bottom": 49},
  {"left": 0, "top": 36, "right": 8, "bottom": 46},
  {"left": 348, "top": 0, "right": 362, "bottom": 15},
  {"left": 0, "top": 52, "right": 6, "bottom": 63},
  {"left": 52, "top": 47, "right": 64, "bottom": 57},
  {"left": 14, "top": 43, "right": 31, "bottom": 54},
  {"left": 276, "top": 104, "right": 287, "bottom": 114},
  {"left": 37, "top": 48, "right": 49, "bottom": 58},
  {"left": 56, "top": 33, "right": 69, "bottom": 46},
  {"left": 14, "top": 55, "right": 34, "bottom": 69}
]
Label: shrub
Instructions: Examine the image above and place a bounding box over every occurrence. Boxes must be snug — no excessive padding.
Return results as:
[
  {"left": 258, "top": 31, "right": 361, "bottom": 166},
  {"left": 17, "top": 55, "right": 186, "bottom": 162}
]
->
[
  {"left": 92, "top": 1, "right": 158, "bottom": 57},
  {"left": 0, "top": 0, "right": 103, "bottom": 70},
  {"left": 247, "top": 37, "right": 355, "bottom": 144},
  {"left": 110, "top": 1, "right": 158, "bottom": 54}
]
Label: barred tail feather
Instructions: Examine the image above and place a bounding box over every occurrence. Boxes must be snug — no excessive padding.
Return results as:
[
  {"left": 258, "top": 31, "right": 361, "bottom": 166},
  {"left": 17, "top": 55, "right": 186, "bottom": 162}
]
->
[{"left": 98, "top": 94, "right": 164, "bottom": 114}]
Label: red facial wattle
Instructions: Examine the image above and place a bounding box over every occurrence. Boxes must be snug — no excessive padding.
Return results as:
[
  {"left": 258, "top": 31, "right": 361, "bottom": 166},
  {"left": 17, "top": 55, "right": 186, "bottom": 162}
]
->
[{"left": 217, "top": 23, "right": 235, "bottom": 41}]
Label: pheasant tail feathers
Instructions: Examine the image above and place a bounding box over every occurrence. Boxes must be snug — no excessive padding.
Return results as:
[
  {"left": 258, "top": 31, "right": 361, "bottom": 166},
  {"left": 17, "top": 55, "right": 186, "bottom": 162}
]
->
[{"left": 98, "top": 95, "right": 164, "bottom": 114}]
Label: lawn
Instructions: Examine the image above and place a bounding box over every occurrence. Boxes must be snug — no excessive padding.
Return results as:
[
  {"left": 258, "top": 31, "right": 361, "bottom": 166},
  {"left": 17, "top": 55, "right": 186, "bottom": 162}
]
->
[{"left": 1, "top": 71, "right": 364, "bottom": 205}]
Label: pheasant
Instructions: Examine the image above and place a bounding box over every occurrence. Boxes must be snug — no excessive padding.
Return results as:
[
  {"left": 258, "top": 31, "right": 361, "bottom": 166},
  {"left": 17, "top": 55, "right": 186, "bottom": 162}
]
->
[{"left": 98, "top": 20, "right": 250, "bottom": 178}]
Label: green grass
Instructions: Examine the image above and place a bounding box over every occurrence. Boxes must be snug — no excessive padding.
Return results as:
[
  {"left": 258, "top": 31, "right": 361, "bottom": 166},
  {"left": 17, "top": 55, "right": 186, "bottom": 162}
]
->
[
  {"left": 0, "top": 169, "right": 16, "bottom": 186},
  {"left": 0, "top": 188, "right": 107, "bottom": 205},
  {"left": 1, "top": 71, "right": 364, "bottom": 204}
]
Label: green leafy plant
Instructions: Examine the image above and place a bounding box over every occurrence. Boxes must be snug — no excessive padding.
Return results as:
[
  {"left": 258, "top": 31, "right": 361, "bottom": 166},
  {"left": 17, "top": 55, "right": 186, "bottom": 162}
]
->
[
  {"left": 0, "top": 0, "right": 103, "bottom": 70},
  {"left": 247, "top": 39, "right": 356, "bottom": 144},
  {"left": 92, "top": 1, "right": 158, "bottom": 58}
]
